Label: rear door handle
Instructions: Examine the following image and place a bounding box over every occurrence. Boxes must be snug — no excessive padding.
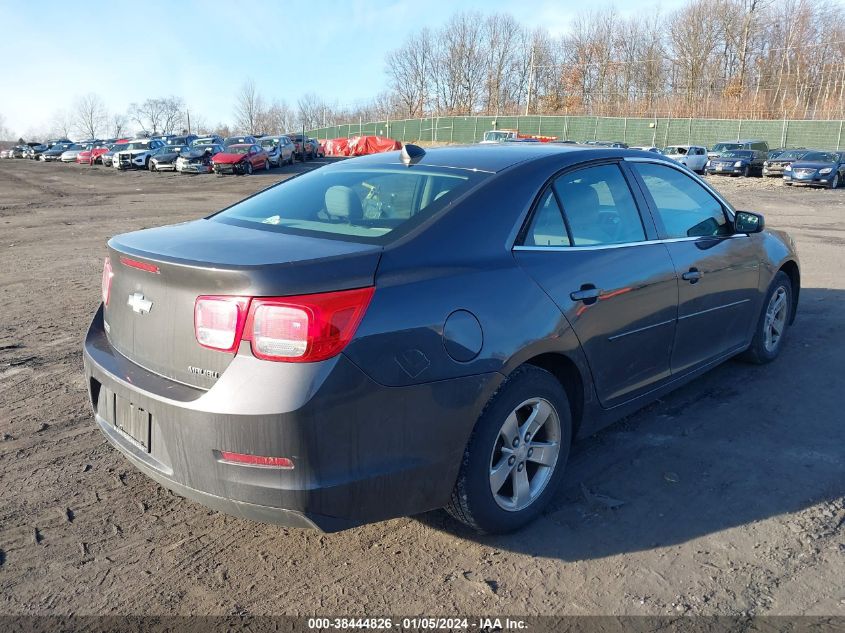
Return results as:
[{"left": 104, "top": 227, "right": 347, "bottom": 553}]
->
[
  {"left": 570, "top": 285, "right": 601, "bottom": 304},
  {"left": 682, "top": 268, "right": 702, "bottom": 283}
]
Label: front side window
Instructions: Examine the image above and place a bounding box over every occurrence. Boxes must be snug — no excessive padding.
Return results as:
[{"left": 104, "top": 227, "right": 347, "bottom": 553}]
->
[
  {"left": 633, "top": 163, "right": 731, "bottom": 239},
  {"left": 212, "top": 166, "right": 486, "bottom": 243},
  {"left": 553, "top": 164, "right": 646, "bottom": 246}
]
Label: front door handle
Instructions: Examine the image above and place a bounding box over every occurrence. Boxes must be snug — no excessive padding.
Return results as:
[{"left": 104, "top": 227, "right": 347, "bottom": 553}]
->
[
  {"left": 682, "top": 268, "right": 702, "bottom": 283},
  {"left": 570, "top": 285, "right": 601, "bottom": 304}
]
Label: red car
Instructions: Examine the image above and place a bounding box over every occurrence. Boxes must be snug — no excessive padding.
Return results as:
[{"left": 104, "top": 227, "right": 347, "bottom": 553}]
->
[
  {"left": 212, "top": 143, "right": 270, "bottom": 175},
  {"left": 77, "top": 140, "right": 129, "bottom": 165}
]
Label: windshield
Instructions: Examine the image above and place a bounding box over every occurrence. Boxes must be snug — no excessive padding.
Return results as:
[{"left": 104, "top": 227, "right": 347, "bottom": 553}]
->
[
  {"left": 126, "top": 142, "right": 150, "bottom": 150},
  {"left": 108, "top": 144, "right": 127, "bottom": 152},
  {"left": 800, "top": 151, "right": 838, "bottom": 163},
  {"left": 66, "top": 144, "right": 83, "bottom": 151},
  {"left": 664, "top": 146, "right": 688, "bottom": 155},
  {"left": 775, "top": 150, "right": 805, "bottom": 160},
  {"left": 211, "top": 166, "right": 487, "bottom": 243},
  {"left": 225, "top": 146, "right": 250, "bottom": 154},
  {"left": 722, "top": 151, "right": 753, "bottom": 159},
  {"left": 712, "top": 143, "right": 742, "bottom": 153},
  {"left": 193, "top": 138, "right": 215, "bottom": 145},
  {"left": 224, "top": 137, "right": 251, "bottom": 145},
  {"left": 167, "top": 138, "right": 188, "bottom": 146}
]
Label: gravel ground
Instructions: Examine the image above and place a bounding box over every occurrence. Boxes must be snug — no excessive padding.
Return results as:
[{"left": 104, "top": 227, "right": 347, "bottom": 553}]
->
[{"left": 0, "top": 158, "right": 843, "bottom": 617}]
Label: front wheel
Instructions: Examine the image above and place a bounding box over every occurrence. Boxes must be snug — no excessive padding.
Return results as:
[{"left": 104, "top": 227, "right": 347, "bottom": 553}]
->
[
  {"left": 739, "top": 271, "right": 793, "bottom": 365},
  {"left": 264, "top": 159, "right": 270, "bottom": 171},
  {"left": 828, "top": 172, "right": 840, "bottom": 189},
  {"left": 741, "top": 165, "right": 750, "bottom": 177},
  {"left": 244, "top": 161, "right": 253, "bottom": 175},
  {"left": 446, "top": 366, "right": 572, "bottom": 534}
]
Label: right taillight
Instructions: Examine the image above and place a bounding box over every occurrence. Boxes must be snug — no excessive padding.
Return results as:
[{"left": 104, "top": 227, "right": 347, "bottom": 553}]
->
[
  {"left": 193, "top": 287, "right": 374, "bottom": 362},
  {"left": 244, "top": 287, "right": 375, "bottom": 362},
  {"left": 194, "top": 296, "right": 250, "bottom": 353},
  {"left": 101, "top": 257, "right": 113, "bottom": 306}
]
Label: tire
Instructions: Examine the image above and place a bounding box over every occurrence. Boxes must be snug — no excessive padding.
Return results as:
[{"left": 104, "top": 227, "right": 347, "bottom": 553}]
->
[
  {"left": 828, "top": 172, "right": 840, "bottom": 190},
  {"left": 741, "top": 165, "right": 750, "bottom": 177},
  {"left": 739, "top": 271, "right": 793, "bottom": 365},
  {"left": 148, "top": 160, "right": 156, "bottom": 172},
  {"left": 244, "top": 161, "right": 253, "bottom": 175},
  {"left": 445, "top": 365, "right": 572, "bottom": 534},
  {"left": 264, "top": 159, "right": 270, "bottom": 171}
]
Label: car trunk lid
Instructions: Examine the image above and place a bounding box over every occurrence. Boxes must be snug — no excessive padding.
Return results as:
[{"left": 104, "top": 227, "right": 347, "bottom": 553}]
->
[{"left": 104, "top": 218, "right": 382, "bottom": 389}]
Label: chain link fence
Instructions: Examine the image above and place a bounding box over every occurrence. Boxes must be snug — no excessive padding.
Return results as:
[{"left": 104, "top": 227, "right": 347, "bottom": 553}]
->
[{"left": 307, "top": 115, "right": 845, "bottom": 150}]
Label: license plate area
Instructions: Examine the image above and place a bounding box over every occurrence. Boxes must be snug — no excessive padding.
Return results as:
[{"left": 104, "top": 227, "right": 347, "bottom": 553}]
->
[{"left": 97, "top": 385, "right": 151, "bottom": 452}]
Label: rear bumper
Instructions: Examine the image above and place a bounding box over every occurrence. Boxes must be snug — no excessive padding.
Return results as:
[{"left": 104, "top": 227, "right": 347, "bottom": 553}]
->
[{"left": 83, "top": 306, "right": 492, "bottom": 531}]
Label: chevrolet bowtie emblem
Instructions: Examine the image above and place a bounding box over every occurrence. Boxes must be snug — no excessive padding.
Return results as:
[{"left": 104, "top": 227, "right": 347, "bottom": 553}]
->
[{"left": 127, "top": 292, "right": 153, "bottom": 314}]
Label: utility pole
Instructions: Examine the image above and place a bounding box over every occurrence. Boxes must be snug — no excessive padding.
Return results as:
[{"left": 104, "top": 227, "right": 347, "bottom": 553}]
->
[
  {"left": 525, "top": 45, "right": 535, "bottom": 116},
  {"left": 186, "top": 109, "right": 191, "bottom": 135}
]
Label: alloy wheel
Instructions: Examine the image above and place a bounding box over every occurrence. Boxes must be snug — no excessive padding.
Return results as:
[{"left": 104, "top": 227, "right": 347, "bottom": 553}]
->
[
  {"left": 763, "top": 286, "right": 788, "bottom": 353},
  {"left": 489, "top": 397, "right": 561, "bottom": 512}
]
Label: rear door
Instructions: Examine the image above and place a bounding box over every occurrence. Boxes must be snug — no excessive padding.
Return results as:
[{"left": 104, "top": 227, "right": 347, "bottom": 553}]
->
[
  {"left": 628, "top": 160, "right": 760, "bottom": 374},
  {"left": 514, "top": 161, "right": 679, "bottom": 408}
]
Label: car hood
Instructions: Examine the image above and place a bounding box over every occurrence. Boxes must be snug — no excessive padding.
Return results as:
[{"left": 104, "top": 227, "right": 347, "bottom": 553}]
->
[
  {"left": 212, "top": 152, "right": 247, "bottom": 163},
  {"left": 119, "top": 148, "right": 151, "bottom": 155},
  {"left": 180, "top": 148, "right": 213, "bottom": 159}
]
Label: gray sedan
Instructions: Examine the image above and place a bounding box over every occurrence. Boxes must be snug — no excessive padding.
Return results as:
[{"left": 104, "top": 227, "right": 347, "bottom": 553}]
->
[{"left": 84, "top": 144, "right": 799, "bottom": 534}]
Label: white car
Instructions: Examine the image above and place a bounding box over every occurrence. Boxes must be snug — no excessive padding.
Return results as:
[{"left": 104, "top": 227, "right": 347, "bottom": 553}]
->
[
  {"left": 60, "top": 143, "right": 88, "bottom": 163},
  {"left": 259, "top": 136, "right": 296, "bottom": 167},
  {"left": 662, "top": 145, "right": 708, "bottom": 173},
  {"left": 114, "top": 139, "right": 166, "bottom": 170}
]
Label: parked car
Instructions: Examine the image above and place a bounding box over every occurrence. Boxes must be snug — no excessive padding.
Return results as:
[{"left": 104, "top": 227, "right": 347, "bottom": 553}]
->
[
  {"left": 149, "top": 145, "right": 188, "bottom": 172},
  {"left": 77, "top": 143, "right": 113, "bottom": 165},
  {"left": 192, "top": 135, "right": 224, "bottom": 147},
  {"left": 305, "top": 138, "right": 323, "bottom": 158},
  {"left": 41, "top": 143, "right": 72, "bottom": 161},
  {"left": 114, "top": 139, "right": 166, "bottom": 170},
  {"left": 175, "top": 144, "right": 222, "bottom": 174},
  {"left": 84, "top": 144, "right": 799, "bottom": 533},
  {"left": 259, "top": 136, "right": 296, "bottom": 167},
  {"left": 0, "top": 149, "right": 11, "bottom": 159},
  {"left": 286, "top": 133, "right": 313, "bottom": 161},
  {"left": 212, "top": 143, "right": 270, "bottom": 175},
  {"left": 101, "top": 143, "right": 128, "bottom": 168},
  {"left": 763, "top": 149, "right": 808, "bottom": 178},
  {"left": 708, "top": 139, "right": 769, "bottom": 160},
  {"left": 223, "top": 135, "right": 258, "bottom": 147},
  {"left": 46, "top": 138, "right": 73, "bottom": 146},
  {"left": 60, "top": 143, "right": 90, "bottom": 163},
  {"left": 782, "top": 150, "right": 845, "bottom": 189},
  {"left": 662, "top": 145, "right": 708, "bottom": 173},
  {"left": 166, "top": 135, "right": 198, "bottom": 148},
  {"left": 26, "top": 144, "right": 49, "bottom": 159},
  {"left": 705, "top": 149, "right": 766, "bottom": 177},
  {"left": 629, "top": 146, "right": 661, "bottom": 153}
]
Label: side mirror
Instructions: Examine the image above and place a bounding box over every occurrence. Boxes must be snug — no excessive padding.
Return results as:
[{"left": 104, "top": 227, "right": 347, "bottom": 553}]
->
[{"left": 735, "top": 210, "right": 764, "bottom": 234}]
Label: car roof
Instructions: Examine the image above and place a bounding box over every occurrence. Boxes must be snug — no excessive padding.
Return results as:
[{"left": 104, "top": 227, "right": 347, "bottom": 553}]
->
[
  {"left": 341, "top": 143, "right": 653, "bottom": 173},
  {"left": 226, "top": 143, "right": 253, "bottom": 148}
]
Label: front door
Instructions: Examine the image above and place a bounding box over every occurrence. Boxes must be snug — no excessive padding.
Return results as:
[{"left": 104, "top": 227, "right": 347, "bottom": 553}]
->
[
  {"left": 629, "top": 161, "right": 760, "bottom": 374},
  {"left": 514, "top": 162, "right": 679, "bottom": 408}
]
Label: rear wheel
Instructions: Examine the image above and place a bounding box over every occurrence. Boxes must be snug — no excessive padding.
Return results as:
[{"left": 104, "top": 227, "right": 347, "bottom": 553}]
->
[
  {"left": 446, "top": 366, "right": 572, "bottom": 534},
  {"left": 739, "top": 271, "right": 792, "bottom": 364}
]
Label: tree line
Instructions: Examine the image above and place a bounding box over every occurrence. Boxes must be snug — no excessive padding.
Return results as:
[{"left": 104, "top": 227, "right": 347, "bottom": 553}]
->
[{"left": 380, "top": 0, "right": 844, "bottom": 120}]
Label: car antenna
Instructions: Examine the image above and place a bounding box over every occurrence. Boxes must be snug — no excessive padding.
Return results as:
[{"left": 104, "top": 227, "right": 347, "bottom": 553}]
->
[{"left": 401, "top": 143, "right": 425, "bottom": 167}]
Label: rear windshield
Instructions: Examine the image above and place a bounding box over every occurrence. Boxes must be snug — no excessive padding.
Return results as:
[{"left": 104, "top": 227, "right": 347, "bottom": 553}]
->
[{"left": 211, "top": 166, "right": 487, "bottom": 243}]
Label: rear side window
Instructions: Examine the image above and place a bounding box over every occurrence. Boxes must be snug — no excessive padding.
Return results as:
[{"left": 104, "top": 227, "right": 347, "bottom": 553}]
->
[
  {"left": 633, "top": 163, "right": 731, "bottom": 239},
  {"left": 212, "top": 166, "right": 486, "bottom": 243},
  {"left": 524, "top": 189, "right": 568, "bottom": 247},
  {"left": 553, "top": 164, "right": 646, "bottom": 246}
]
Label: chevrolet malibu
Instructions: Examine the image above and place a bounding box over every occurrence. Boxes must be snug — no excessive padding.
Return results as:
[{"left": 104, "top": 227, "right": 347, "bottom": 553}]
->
[{"left": 83, "top": 144, "right": 800, "bottom": 533}]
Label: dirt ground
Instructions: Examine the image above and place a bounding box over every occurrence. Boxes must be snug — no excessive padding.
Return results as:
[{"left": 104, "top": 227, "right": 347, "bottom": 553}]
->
[{"left": 0, "top": 158, "right": 843, "bottom": 617}]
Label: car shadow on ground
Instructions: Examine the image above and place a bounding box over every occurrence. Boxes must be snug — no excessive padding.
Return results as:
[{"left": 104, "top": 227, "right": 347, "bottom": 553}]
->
[{"left": 418, "top": 287, "right": 845, "bottom": 560}]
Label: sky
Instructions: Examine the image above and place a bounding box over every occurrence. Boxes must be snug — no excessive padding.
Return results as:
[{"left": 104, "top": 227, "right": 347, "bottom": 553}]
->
[{"left": 0, "top": 0, "right": 686, "bottom": 138}]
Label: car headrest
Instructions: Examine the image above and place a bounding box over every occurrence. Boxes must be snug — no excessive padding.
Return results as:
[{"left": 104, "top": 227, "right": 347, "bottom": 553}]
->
[
  {"left": 325, "top": 186, "right": 363, "bottom": 221},
  {"left": 564, "top": 182, "right": 600, "bottom": 216}
]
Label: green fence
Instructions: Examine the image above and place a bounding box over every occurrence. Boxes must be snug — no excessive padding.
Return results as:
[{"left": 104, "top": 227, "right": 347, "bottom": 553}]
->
[{"left": 308, "top": 116, "right": 845, "bottom": 150}]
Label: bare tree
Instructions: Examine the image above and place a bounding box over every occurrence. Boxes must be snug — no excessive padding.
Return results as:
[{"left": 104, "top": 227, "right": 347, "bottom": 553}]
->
[
  {"left": 73, "top": 93, "right": 109, "bottom": 139},
  {"left": 50, "top": 109, "right": 73, "bottom": 138},
  {"left": 0, "top": 113, "right": 11, "bottom": 141},
  {"left": 297, "top": 93, "right": 329, "bottom": 130},
  {"left": 110, "top": 113, "right": 128, "bottom": 139},
  {"left": 234, "top": 79, "right": 265, "bottom": 134}
]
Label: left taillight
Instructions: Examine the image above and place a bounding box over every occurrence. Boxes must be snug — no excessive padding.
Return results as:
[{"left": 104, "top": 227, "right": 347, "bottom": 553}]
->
[
  {"left": 101, "top": 257, "right": 113, "bottom": 306},
  {"left": 194, "top": 296, "right": 250, "bottom": 353}
]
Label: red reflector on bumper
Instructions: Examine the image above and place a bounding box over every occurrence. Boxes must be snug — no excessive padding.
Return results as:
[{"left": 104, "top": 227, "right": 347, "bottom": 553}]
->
[
  {"left": 218, "top": 451, "right": 294, "bottom": 469},
  {"left": 120, "top": 256, "right": 160, "bottom": 274}
]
